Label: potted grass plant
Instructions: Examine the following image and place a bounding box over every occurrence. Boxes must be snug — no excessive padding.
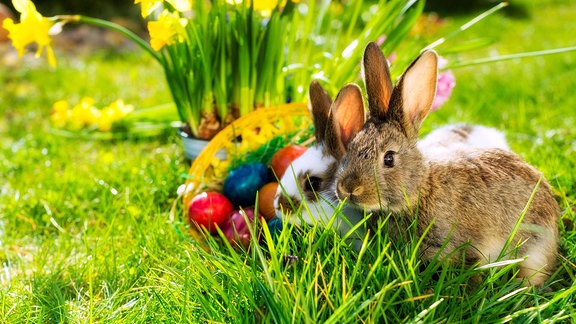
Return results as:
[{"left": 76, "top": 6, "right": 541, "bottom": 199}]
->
[
  {"left": 143, "top": 0, "right": 300, "bottom": 141},
  {"left": 3, "top": 0, "right": 459, "bottom": 157},
  {"left": 135, "top": 0, "right": 433, "bottom": 154}
]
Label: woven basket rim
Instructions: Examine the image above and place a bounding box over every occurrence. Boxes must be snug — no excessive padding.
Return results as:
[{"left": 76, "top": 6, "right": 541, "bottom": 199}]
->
[{"left": 182, "top": 102, "right": 310, "bottom": 207}]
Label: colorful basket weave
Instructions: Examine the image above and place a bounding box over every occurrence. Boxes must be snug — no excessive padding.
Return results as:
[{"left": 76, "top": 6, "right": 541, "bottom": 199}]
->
[{"left": 181, "top": 102, "right": 312, "bottom": 211}]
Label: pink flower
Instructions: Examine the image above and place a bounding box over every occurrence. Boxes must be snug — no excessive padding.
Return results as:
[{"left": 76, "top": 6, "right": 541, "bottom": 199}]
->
[
  {"left": 376, "top": 35, "right": 397, "bottom": 64},
  {"left": 431, "top": 57, "right": 455, "bottom": 111}
]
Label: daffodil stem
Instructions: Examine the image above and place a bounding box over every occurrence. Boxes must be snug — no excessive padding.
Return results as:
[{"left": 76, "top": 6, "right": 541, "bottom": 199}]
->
[{"left": 54, "top": 15, "right": 162, "bottom": 63}]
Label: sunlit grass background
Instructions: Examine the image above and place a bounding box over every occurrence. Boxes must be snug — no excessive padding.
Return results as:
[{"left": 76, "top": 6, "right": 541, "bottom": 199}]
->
[{"left": 1, "top": 0, "right": 575, "bottom": 321}]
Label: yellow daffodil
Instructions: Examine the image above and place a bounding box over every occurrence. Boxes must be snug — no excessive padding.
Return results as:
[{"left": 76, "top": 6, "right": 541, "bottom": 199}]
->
[
  {"left": 134, "top": 0, "right": 161, "bottom": 18},
  {"left": 98, "top": 114, "right": 114, "bottom": 131},
  {"left": 228, "top": 0, "right": 299, "bottom": 14},
  {"left": 104, "top": 99, "right": 134, "bottom": 120},
  {"left": 253, "top": 0, "right": 281, "bottom": 12},
  {"left": 135, "top": 0, "right": 191, "bottom": 18},
  {"left": 50, "top": 98, "right": 134, "bottom": 132},
  {"left": 147, "top": 10, "right": 187, "bottom": 51},
  {"left": 50, "top": 100, "right": 71, "bottom": 128},
  {"left": 166, "top": 0, "right": 192, "bottom": 12},
  {"left": 98, "top": 100, "right": 134, "bottom": 131},
  {"left": 3, "top": 0, "right": 56, "bottom": 66},
  {"left": 69, "top": 97, "right": 100, "bottom": 130}
]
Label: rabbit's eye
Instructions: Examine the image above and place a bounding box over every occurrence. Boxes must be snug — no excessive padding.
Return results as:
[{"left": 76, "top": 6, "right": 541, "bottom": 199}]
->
[
  {"left": 383, "top": 151, "right": 395, "bottom": 168},
  {"left": 305, "top": 176, "right": 322, "bottom": 192}
]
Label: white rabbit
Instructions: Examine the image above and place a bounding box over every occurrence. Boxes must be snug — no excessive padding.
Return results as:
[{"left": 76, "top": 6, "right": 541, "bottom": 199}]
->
[{"left": 275, "top": 81, "right": 367, "bottom": 251}]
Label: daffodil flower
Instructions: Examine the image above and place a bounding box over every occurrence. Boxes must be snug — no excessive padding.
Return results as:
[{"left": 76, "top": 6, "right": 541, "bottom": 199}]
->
[
  {"left": 431, "top": 57, "right": 456, "bottom": 111},
  {"left": 3, "top": 0, "right": 56, "bottom": 66},
  {"left": 106, "top": 100, "right": 135, "bottom": 119},
  {"left": 69, "top": 97, "right": 100, "bottom": 130},
  {"left": 98, "top": 100, "right": 134, "bottom": 131},
  {"left": 98, "top": 114, "right": 114, "bottom": 132},
  {"left": 50, "top": 100, "right": 71, "bottom": 128},
  {"left": 228, "top": 0, "right": 299, "bottom": 13},
  {"left": 147, "top": 10, "right": 187, "bottom": 51},
  {"left": 134, "top": 0, "right": 161, "bottom": 18},
  {"left": 166, "top": 0, "right": 192, "bottom": 13},
  {"left": 50, "top": 98, "right": 135, "bottom": 132},
  {"left": 135, "top": 0, "right": 191, "bottom": 18}
]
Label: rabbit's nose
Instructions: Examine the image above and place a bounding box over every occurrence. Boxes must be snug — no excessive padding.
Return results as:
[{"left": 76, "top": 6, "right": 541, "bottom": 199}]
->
[{"left": 337, "top": 178, "right": 364, "bottom": 200}]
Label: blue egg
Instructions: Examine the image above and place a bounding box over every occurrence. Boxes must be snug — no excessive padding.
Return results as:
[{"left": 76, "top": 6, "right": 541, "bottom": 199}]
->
[
  {"left": 267, "top": 217, "right": 283, "bottom": 241},
  {"left": 223, "top": 163, "right": 269, "bottom": 207}
]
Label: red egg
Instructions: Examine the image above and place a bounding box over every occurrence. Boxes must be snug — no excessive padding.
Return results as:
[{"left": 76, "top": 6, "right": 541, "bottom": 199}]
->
[
  {"left": 188, "top": 192, "right": 234, "bottom": 234},
  {"left": 221, "top": 208, "right": 258, "bottom": 248},
  {"left": 270, "top": 145, "right": 307, "bottom": 179}
]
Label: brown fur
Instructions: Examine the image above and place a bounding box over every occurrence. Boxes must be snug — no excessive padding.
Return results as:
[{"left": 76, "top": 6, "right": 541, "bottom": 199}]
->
[
  {"left": 334, "top": 42, "right": 560, "bottom": 286},
  {"left": 451, "top": 124, "right": 473, "bottom": 139},
  {"left": 325, "top": 84, "right": 365, "bottom": 160},
  {"left": 309, "top": 80, "right": 332, "bottom": 143},
  {"left": 362, "top": 42, "right": 393, "bottom": 119}
]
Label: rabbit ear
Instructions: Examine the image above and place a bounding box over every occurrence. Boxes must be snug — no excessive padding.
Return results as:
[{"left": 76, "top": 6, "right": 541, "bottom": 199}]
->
[
  {"left": 362, "top": 42, "right": 393, "bottom": 119},
  {"left": 325, "top": 83, "right": 365, "bottom": 159},
  {"left": 309, "top": 80, "right": 332, "bottom": 144},
  {"left": 396, "top": 50, "right": 438, "bottom": 133}
]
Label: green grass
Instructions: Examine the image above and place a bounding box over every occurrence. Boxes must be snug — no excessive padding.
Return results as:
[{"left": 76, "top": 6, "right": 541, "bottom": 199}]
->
[{"left": 1, "top": 0, "right": 576, "bottom": 322}]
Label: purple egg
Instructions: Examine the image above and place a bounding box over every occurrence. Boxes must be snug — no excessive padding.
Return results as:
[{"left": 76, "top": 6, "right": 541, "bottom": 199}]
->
[{"left": 221, "top": 208, "right": 257, "bottom": 248}]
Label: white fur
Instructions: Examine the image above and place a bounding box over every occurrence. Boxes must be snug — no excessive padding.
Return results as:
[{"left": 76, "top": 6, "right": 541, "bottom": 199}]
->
[
  {"left": 418, "top": 124, "right": 509, "bottom": 162},
  {"left": 279, "top": 145, "right": 335, "bottom": 198},
  {"left": 274, "top": 145, "right": 366, "bottom": 250},
  {"left": 274, "top": 145, "right": 335, "bottom": 221},
  {"left": 467, "top": 125, "right": 510, "bottom": 150}
]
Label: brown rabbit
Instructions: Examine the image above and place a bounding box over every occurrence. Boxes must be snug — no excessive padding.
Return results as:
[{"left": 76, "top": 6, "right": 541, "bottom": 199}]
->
[{"left": 334, "top": 42, "right": 559, "bottom": 286}]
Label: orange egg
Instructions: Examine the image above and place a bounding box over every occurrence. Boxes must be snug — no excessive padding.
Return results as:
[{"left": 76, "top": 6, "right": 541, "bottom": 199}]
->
[
  {"left": 257, "top": 182, "right": 279, "bottom": 221},
  {"left": 270, "top": 145, "right": 307, "bottom": 179}
]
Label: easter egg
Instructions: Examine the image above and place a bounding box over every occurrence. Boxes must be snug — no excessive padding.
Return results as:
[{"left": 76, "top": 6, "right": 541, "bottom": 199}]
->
[
  {"left": 267, "top": 217, "right": 283, "bottom": 241},
  {"left": 257, "top": 182, "right": 279, "bottom": 221},
  {"left": 270, "top": 145, "right": 307, "bottom": 179},
  {"left": 188, "top": 192, "right": 234, "bottom": 234},
  {"left": 221, "top": 208, "right": 258, "bottom": 248},
  {"left": 223, "top": 163, "right": 269, "bottom": 207}
]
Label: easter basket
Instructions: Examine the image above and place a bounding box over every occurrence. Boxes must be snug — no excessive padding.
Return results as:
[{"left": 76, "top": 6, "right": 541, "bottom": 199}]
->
[{"left": 173, "top": 102, "right": 314, "bottom": 243}]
